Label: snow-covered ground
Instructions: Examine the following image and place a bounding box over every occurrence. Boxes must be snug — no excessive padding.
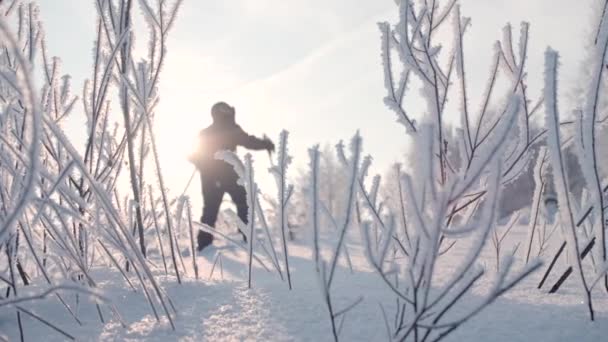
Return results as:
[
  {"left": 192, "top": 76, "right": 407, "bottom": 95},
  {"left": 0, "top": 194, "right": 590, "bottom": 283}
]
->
[{"left": 2, "top": 224, "right": 607, "bottom": 342}]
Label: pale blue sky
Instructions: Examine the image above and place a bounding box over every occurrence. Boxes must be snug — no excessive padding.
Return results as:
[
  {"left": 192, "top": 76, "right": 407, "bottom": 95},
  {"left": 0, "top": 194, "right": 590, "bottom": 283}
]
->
[{"left": 36, "top": 0, "right": 591, "bottom": 207}]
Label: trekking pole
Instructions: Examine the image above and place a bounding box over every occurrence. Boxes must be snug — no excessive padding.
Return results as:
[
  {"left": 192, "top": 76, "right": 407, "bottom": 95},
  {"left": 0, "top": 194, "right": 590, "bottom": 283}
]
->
[
  {"left": 263, "top": 134, "right": 275, "bottom": 166},
  {"left": 181, "top": 167, "right": 197, "bottom": 198}
]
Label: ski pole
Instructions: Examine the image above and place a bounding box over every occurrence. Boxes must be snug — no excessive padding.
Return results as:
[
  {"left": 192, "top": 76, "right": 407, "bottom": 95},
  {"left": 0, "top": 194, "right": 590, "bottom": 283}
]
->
[
  {"left": 263, "top": 134, "right": 275, "bottom": 165},
  {"left": 181, "top": 167, "right": 197, "bottom": 198}
]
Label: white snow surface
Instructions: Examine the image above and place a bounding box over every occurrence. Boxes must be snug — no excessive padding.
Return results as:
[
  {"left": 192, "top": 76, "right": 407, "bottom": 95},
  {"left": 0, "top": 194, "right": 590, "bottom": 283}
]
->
[{"left": 1, "top": 227, "right": 607, "bottom": 341}]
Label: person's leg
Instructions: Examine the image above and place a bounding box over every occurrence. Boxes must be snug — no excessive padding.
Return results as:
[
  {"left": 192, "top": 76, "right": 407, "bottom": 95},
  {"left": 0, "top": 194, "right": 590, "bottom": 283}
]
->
[
  {"left": 198, "top": 179, "right": 223, "bottom": 250},
  {"left": 226, "top": 182, "right": 249, "bottom": 242}
]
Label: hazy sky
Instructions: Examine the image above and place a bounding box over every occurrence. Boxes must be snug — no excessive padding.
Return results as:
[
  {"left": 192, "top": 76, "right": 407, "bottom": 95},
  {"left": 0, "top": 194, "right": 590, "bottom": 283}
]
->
[{"left": 36, "top": 0, "right": 592, "bottom": 208}]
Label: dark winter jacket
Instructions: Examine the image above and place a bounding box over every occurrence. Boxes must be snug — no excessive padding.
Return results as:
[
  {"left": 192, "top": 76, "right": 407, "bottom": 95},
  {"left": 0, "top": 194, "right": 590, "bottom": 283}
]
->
[{"left": 189, "top": 113, "right": 272, "bottom": 183}]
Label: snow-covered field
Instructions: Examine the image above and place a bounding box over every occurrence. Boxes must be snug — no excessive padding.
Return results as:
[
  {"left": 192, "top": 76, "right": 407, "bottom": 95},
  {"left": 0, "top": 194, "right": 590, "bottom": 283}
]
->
[{"left": 2, "top": 225, "right": 607, "bottom": 341}]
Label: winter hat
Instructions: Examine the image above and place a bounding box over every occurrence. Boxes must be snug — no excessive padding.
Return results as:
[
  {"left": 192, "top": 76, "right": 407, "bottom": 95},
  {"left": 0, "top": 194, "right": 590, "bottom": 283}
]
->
[{"left": 211, "top": 102, "right": 235, "bottom": 124}]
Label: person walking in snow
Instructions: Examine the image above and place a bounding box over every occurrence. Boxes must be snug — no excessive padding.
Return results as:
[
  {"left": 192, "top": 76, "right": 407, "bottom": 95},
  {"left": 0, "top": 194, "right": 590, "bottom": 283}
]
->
[{"left": 189, "top": 102, "right": 274, "bottom": 251}]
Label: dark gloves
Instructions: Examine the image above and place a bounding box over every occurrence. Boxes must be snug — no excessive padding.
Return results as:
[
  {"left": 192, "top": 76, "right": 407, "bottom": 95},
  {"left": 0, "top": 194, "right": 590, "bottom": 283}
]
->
[{"left": 264, "top": 137, "right": 275, "bottom": 153}]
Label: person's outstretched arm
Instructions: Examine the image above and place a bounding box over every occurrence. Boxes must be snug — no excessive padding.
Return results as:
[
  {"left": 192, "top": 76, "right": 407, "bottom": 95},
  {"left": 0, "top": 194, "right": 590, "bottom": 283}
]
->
[{"left": 235, "top": 125, "right": 274, "bottom": 152}]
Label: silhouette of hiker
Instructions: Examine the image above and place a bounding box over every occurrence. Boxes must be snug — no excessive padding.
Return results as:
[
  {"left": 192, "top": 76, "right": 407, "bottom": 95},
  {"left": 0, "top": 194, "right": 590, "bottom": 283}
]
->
[{"left": 189, "top": 102, "right": 274, "bottom": 251}]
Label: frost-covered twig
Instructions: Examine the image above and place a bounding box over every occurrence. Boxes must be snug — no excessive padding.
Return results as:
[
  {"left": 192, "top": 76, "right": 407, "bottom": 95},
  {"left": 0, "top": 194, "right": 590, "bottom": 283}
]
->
[
  {"left": 0, "top": 284, "right": 107, "bottom": 308},
  {"left": 255, "top": 195, "right": 283, "bottom": 279},
  {"left": 0, "top": 15, "right": 42, "bottom": 244},
  {"left": 311, "top": 134, "right": 363, "bottom": 341},
  {"left": 327, "top": 133, "right": 361, "bottom": 288},
  {"left": 148, "top": 188, "right": 168, "bottom": 274},
  {"left": 491, "top": 211, "right": 520, "bottom": 271},
  {"left": 370, "top": 3, "right": 543, "bottom": 340},
  {"left": 576, "top": 2, "right": 608, "bottom": 292},
  {"left": 524, "top": 148, "right": 548, "bottom": 263},
  {"left": 185, "top": 198, "right": 199, "bottom": 280},
  {"left": 269, "top": 131, "right": 293, "bottom": 289},
  {"left": 544, "top": 48, "right": 594, "bottom": 320},
  {"left": 246, "top": 154, "right": 257, "bottom": 288}
]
